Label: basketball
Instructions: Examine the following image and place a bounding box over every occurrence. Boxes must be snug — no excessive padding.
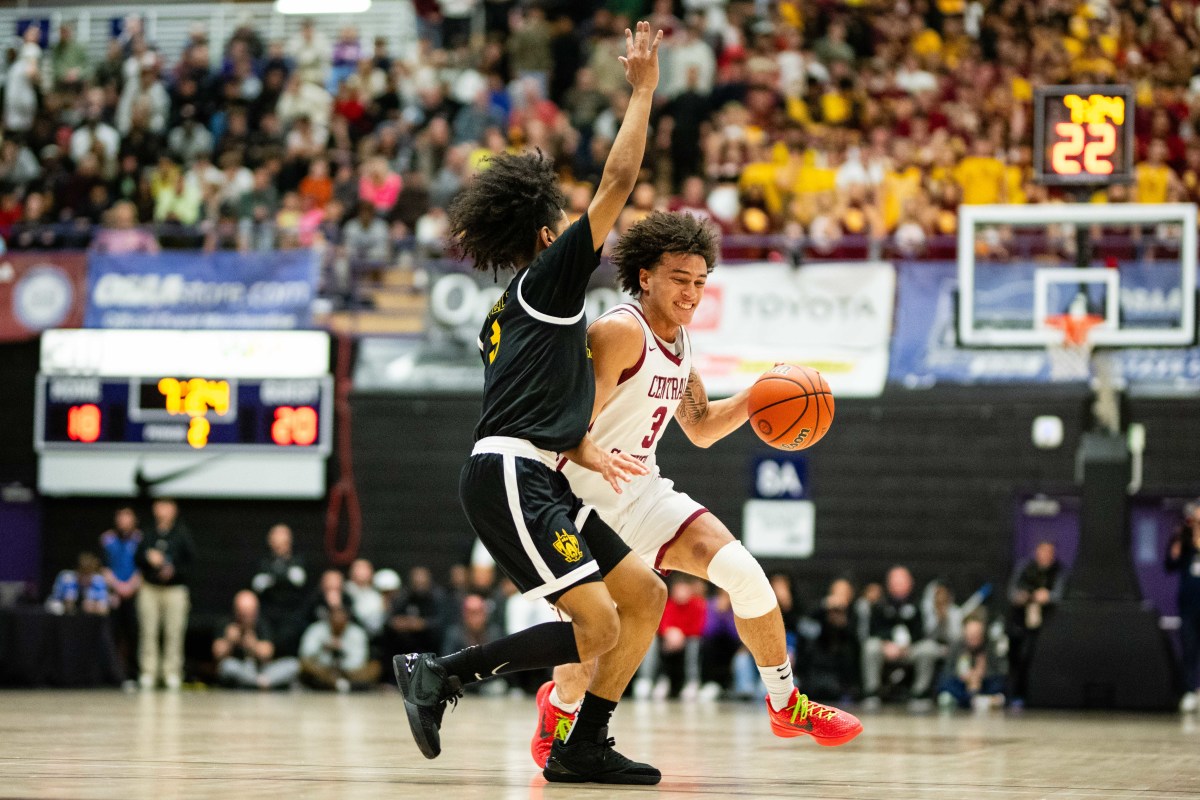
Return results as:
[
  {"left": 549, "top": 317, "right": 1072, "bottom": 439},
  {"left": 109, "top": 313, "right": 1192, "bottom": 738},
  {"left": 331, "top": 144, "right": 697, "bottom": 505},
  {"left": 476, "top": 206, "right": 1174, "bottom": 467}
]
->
[{"left": 747, "top": 364, "right": 835, "bottom": 451}]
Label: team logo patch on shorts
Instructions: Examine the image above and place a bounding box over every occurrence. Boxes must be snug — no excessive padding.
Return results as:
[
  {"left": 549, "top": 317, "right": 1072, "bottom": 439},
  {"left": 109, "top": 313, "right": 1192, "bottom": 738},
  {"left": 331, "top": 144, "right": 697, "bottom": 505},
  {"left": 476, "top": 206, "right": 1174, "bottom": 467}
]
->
[{"left": 552, "top": 529, "right": 583, "bottom": 563}]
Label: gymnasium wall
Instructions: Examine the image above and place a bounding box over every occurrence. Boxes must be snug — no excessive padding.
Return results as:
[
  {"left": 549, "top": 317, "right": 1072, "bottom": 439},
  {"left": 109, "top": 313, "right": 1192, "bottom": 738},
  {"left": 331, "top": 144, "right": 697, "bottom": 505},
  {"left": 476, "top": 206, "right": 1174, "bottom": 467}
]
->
[
  {"left": 15, "top": 331, "right": 1194, "bottom": 618},
  {"left": 347, "top": 388, "right": 1093, "bottom": 609}
]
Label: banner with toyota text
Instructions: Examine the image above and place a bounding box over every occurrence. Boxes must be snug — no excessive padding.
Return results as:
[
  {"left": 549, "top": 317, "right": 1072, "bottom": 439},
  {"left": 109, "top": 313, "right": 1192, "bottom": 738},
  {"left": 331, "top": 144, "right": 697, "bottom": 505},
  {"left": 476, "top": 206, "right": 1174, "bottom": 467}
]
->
[{"left": 686, "top": 261, "right": 896, "bottom": 398}]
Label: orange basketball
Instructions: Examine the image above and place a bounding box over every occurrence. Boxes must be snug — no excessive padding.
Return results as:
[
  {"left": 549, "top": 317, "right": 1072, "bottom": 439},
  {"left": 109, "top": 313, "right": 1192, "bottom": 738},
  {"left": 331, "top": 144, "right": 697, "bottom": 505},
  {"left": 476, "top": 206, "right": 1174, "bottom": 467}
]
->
[{"left": 747, "top": 364, "right": 835, "bottom": 451}]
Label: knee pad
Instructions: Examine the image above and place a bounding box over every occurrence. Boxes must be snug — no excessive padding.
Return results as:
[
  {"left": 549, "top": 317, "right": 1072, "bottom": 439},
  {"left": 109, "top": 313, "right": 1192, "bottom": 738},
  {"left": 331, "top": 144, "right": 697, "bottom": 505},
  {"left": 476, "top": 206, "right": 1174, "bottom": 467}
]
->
[{"left": 706, "top": 541, "right": 777, "bottom": 619}]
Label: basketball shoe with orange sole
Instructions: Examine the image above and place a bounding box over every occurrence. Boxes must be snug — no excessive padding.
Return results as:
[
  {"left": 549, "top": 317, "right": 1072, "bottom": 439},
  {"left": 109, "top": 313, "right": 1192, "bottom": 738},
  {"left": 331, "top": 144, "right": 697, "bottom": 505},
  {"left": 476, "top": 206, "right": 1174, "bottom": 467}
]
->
[
  {"left": 767, "top": 688, "right": 863, "bottom": 746},
  {"left": 532, "top": 681, "right": 577, "bottom": 767}
]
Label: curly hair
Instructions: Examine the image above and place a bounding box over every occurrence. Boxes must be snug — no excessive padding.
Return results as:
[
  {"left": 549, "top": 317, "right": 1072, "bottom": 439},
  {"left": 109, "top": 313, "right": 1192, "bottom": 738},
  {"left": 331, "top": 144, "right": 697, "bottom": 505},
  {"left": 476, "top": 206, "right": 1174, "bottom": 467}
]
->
[
  {"left": 611, "top": 211, "right": 720, "bottom": 297},
  {"left": 447, "top": 152, "right": 568, "bottom": 277}
]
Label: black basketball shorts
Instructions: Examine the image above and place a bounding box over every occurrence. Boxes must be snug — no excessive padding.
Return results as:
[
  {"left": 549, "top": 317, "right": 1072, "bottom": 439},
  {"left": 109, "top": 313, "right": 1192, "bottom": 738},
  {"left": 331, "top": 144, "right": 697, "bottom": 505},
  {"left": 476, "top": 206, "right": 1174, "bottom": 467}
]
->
[{"left": 459, "top": 437, "right": 631, "bottom": 604}]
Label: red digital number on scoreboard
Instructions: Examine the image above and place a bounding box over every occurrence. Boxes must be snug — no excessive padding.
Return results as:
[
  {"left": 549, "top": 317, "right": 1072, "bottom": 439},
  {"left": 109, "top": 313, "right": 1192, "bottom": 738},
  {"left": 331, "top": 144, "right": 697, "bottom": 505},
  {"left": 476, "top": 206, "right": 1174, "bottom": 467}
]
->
[
  {"left": 67, "top": 404, "right": 102, "bottom": 443},
  {"left": 271, "top": 406, "right": 319, "bottom": 446}
]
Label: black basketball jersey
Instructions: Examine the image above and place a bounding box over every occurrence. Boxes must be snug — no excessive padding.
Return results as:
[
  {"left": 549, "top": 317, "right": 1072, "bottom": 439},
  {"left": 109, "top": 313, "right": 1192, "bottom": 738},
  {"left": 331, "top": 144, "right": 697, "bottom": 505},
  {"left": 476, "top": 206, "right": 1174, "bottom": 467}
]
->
[{"left": 473, "top": 213, "right": 600, "bottom": 453}]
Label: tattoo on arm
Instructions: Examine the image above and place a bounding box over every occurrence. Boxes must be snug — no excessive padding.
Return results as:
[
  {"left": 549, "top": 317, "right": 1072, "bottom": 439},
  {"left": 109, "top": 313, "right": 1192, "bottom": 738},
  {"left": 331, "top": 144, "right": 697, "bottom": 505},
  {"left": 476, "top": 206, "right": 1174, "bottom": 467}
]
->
[{"left": 675, "top": 369, "right": 708, "bottom": 426}]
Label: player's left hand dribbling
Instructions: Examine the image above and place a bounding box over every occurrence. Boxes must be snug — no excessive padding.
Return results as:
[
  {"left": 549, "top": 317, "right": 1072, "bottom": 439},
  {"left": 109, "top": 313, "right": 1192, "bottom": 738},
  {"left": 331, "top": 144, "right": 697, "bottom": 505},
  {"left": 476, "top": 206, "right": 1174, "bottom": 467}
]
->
[{"left": 601, "top": 451, "right": 650, "bottom": 493}]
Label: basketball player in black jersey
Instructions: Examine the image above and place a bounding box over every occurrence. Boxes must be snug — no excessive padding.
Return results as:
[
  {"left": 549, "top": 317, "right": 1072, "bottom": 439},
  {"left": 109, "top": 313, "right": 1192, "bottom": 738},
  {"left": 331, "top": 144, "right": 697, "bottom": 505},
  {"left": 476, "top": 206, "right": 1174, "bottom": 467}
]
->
[{"left": 393, "top": 22, "right": 668, "bottom": 785}]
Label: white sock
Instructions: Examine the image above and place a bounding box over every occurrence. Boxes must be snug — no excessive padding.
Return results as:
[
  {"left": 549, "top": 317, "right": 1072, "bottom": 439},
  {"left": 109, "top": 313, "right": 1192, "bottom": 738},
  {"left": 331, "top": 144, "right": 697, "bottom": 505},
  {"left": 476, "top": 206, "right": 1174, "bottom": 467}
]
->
[
  {"left": 759, "top": 661, "right": 795, "bottom": 712},
  {"left": 549, "top": 686, "right": 581, "bottom": 714}
]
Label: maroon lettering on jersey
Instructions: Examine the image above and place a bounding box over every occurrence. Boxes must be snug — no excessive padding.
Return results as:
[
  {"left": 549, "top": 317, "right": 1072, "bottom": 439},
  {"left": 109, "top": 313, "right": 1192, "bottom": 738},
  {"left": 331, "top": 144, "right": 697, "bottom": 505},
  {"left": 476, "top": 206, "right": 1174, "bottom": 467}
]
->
[{"left": 647, "top": 376, "right": 686, "bottom": 400}]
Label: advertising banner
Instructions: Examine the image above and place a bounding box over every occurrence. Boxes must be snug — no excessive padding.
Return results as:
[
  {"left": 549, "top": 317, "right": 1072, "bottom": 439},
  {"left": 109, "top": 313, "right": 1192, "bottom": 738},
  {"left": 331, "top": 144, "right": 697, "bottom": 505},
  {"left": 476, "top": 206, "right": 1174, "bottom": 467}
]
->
[
  {"left": 85, "top": 250, "right": 318, "bottom": 330},
  {"left": 890, "top": 262, "right": 1200, "bottom": 392},
  {"left": 0, "top": 252, "right": 88, "bottom": 341},
  {"left": 355, "top": 260, "right": 896, "bottom": 396},
  {"left": 687, "top": 262, "right": 895, "bottom": 398}
]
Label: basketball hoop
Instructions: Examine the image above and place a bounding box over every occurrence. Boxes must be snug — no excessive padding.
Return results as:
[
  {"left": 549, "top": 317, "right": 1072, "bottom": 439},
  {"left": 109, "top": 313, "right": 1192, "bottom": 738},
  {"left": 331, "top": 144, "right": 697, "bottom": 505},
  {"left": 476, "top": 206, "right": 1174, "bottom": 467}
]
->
[{"left": 1043, "top": 312, "right": 1103, "bottom": 381}]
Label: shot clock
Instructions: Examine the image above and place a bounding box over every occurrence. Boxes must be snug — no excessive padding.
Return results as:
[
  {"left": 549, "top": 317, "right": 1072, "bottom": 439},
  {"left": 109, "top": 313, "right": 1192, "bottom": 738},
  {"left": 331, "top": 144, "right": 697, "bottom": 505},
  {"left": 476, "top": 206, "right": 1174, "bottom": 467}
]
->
[
  {"left": 1034, "top": 85, "right": 1134, "bottom": 186},
  {"left": 36, "top": 330, "right": 332, "bottom": 498}
]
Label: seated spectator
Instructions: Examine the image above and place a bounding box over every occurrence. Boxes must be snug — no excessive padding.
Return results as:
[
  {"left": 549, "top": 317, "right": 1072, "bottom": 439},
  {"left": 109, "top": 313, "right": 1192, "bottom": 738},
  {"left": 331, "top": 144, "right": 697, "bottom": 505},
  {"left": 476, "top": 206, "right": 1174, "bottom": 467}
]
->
[
  {"left": 923, "top": 581, "right": 964, "bottom": 659},
  {"left": 935, "top": 616, "right": 1007, "bottom": 711},
  {"left": 861, "top": 565, "right": 941, "bottom": 709},
  {"left": 47, "top": 552, "right": 110, "bottom": 615},
  {"left": 384, "top": 565, "right": 449, "bottom": 658},
  {"left": 91, "top": 200, "right": 160, "bottom": 255},
  {"left": 638, "top": 575, "right": 708, "bottom": 701},
  {"left": 299, "top": 604, "right": 380, "bottom": 692},
  {"left": 298, "top": 159, "right": 334, "bottom": 208},
  {"left": 212, "top": 590, "right": 300, "bottom": 690},
  {"left": 166, "top": 104, "right": 214, "bottom": 165},
  {"left": 699, "top": 588, "right": 758, "bottom": 700},
  {"left": 798, "top": 578, "right": 860, "bottom": 703},
  {"left": 251, "top": 523, "right": 309, "bottom": 656},
  {"left": 0, "top": 138, "right": 42, "bottom": 186},
  {"left": 304, "top": 568, "right": 354, "bottom": 629},
  {"left": 345, "top": 558, "right": 387, "bottom": 638},
  {"left": 100, "top": 506, "right": 143, "bottom": 680},
  {"left": 441, "top": 595, "right": 505, "bottom": 695},
  {"left": 153, "top": 171, "right": 203, "bottom": 226},
  {"left": 50, "top": 23, "right": 90, "bottom": 90},
  {"left": 373, "top": 568, "right": 402, "bottom": 608},
  {"left": 11, "top": 191, "right": 58, "bottom": 249},
  {"left": 342, "top": 201, "right": 391, "bottom": 265},
  {"left": 358, "top": 156, "right": 402, "bottom": 213},
  {"left": 1007, "top": 541, "right": 1066, "bottom": 706},
  {"left": 236, "top": 167, "right": 280, "bottom": 252}
]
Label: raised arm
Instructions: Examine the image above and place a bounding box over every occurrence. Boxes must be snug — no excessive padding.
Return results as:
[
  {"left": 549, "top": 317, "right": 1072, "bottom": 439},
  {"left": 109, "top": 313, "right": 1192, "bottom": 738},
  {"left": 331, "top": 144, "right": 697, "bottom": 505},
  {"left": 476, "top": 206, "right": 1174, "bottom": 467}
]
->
[
  {"left": 674, "top": 368, "right": 751, "bottom": 449},
  {"left": 586, "top": 21, "right": 663, "bottom": 251}
]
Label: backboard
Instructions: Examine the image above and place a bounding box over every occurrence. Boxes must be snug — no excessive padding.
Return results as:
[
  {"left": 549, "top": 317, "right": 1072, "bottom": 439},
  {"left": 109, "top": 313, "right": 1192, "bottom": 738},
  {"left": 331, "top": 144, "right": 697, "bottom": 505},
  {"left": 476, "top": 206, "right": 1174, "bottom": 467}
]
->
[{"left": 957, "top": 203, "right": 1197, "bottom": 348}]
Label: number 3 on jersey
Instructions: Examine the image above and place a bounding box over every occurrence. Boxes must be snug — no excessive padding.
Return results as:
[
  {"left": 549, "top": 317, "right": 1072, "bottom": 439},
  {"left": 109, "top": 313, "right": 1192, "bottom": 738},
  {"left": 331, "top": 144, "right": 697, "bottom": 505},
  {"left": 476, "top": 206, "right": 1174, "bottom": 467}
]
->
[
  {"left": 487, "top": 320, "right": 501, "bottom": 364},
  {"left": 642, "top": 405, "right": 668, "bottom": 448}
]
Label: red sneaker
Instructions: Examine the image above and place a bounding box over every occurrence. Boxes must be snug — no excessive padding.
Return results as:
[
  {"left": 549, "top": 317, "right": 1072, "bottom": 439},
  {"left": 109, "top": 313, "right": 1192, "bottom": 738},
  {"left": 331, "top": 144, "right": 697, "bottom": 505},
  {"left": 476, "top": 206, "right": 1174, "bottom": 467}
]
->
[
  {"left": 767, "top": 689, "right": 863, "bottom": 746},
  {"left": 531, "top": 681, "right": 577, "bottom": 768}
]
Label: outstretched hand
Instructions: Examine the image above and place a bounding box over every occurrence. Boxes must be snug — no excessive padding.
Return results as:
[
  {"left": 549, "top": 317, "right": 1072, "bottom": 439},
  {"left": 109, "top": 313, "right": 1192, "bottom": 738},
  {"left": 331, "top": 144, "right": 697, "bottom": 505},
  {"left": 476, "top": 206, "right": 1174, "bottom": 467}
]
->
[
  {"left": 599, "top": 450, "right": 650, "bottom": 494},
  {"left": 619, "top": 20, "right": 663, "bottom": 92}
]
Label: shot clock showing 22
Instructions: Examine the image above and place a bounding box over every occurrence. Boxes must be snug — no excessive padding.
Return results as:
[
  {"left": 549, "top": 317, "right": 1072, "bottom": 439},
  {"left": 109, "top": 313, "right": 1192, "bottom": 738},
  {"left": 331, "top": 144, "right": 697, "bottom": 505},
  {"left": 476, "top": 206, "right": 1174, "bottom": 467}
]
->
[{"left": 34, "top": 330, "right": 333, "bottom": 499}]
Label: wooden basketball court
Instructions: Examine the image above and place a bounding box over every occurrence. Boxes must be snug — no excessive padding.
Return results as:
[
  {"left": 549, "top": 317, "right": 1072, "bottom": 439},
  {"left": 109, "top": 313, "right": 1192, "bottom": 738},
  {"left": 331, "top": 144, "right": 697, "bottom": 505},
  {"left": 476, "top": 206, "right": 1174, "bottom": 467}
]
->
[{"left": 1, "top": 690, "right": 1195, "bottom": 799}]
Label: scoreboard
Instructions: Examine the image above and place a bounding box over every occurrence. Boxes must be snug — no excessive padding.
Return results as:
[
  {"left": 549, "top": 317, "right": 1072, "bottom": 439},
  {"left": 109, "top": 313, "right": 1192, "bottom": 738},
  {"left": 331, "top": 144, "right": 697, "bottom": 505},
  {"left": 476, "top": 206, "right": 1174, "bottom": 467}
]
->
[
  {"left": 38, "top": 376, "right": 330, "bottom": 451},
  {"left": 35, "top": 330, "right": 332, "bottom": 498},
  {"left": 1034, "top": 85, "right": 1134, "bottom": 186}
]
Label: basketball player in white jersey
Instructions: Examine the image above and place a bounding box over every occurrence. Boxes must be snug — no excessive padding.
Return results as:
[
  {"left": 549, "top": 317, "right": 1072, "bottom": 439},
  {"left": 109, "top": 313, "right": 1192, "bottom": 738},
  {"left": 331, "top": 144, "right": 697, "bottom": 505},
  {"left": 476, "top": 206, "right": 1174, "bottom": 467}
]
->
[{"left": 530, "top": 211, "right": 862, "bottom": 769}]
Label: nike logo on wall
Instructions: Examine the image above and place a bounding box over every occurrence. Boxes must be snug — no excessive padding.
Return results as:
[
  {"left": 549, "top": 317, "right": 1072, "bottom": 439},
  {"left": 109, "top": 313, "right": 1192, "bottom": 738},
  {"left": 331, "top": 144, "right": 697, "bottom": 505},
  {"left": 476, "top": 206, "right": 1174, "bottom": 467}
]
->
[{"left": 134, "top": 456, "right": 223, "bottom": 497}]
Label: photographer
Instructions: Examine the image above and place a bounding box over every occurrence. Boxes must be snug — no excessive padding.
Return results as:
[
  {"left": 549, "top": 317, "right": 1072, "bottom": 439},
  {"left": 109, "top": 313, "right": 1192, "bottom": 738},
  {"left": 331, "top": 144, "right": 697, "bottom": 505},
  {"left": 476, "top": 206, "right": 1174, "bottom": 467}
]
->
[
  {"left": 212, "top": 590, "right": 299, "bottom": 690},
  {"left": 299, "top": 604, "right": 379, "bottom": 692}
]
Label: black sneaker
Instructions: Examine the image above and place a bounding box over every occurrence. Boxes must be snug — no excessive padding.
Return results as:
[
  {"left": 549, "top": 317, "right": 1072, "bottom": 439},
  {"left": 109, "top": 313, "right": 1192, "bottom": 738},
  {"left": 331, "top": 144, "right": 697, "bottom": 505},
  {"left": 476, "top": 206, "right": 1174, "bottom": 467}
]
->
[
  {"left": 543, "top": 726, "right": 661, "bottom": 785},
  {"left": 392, "top": 653, "right": 463, "bottom": 759}
]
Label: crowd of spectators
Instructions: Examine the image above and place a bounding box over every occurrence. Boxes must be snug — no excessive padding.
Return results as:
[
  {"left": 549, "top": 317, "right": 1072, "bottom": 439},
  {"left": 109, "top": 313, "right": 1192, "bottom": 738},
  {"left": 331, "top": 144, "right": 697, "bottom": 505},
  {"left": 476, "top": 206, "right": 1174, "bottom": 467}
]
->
[
  {"left": 50, "top": 496, "right": 1200, "bottom": 715},
  {"left": 0, "top": 0, "right": 1197, "bottom": 276},
  {"left": 42, "top": 491, "right": 1069, "bottom": 709}
]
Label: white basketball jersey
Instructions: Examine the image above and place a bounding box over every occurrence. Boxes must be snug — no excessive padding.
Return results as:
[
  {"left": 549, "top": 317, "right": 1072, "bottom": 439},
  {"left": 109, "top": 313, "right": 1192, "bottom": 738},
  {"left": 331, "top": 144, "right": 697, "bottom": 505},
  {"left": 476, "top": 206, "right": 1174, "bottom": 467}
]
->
[{"left": 562, "top": 302, "right": 692, "bottom": 521}]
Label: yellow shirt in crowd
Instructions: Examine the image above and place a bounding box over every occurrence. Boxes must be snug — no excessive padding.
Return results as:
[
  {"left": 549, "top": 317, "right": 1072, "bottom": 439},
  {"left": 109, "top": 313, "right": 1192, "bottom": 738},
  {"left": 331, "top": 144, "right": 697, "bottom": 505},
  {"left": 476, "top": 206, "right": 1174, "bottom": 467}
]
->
[
  {"left": 1136, "top": 163, "right": 1172, "bottom": 204},
  {"left": 880, "top": 166, "right": 923, "bottom": 230},
  {"left": 953, "top": 156, "right": 1007, "bottom": 205}
]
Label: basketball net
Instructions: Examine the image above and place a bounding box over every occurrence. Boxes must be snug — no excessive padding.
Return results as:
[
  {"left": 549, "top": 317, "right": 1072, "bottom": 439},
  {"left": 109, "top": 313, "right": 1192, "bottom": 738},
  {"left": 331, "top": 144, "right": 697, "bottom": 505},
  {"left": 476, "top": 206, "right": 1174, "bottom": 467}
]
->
[{"left": 1043, "top": 297, "right": 1103, "bottom": 382}]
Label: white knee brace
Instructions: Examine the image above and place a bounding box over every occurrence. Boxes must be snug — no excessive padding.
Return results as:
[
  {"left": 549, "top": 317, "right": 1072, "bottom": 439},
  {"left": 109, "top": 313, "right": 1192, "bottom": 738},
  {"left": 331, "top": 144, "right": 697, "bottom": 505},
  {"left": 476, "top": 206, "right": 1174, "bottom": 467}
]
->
[{"left": 706, "top": 541, "right": 777, "bottom": 619}]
